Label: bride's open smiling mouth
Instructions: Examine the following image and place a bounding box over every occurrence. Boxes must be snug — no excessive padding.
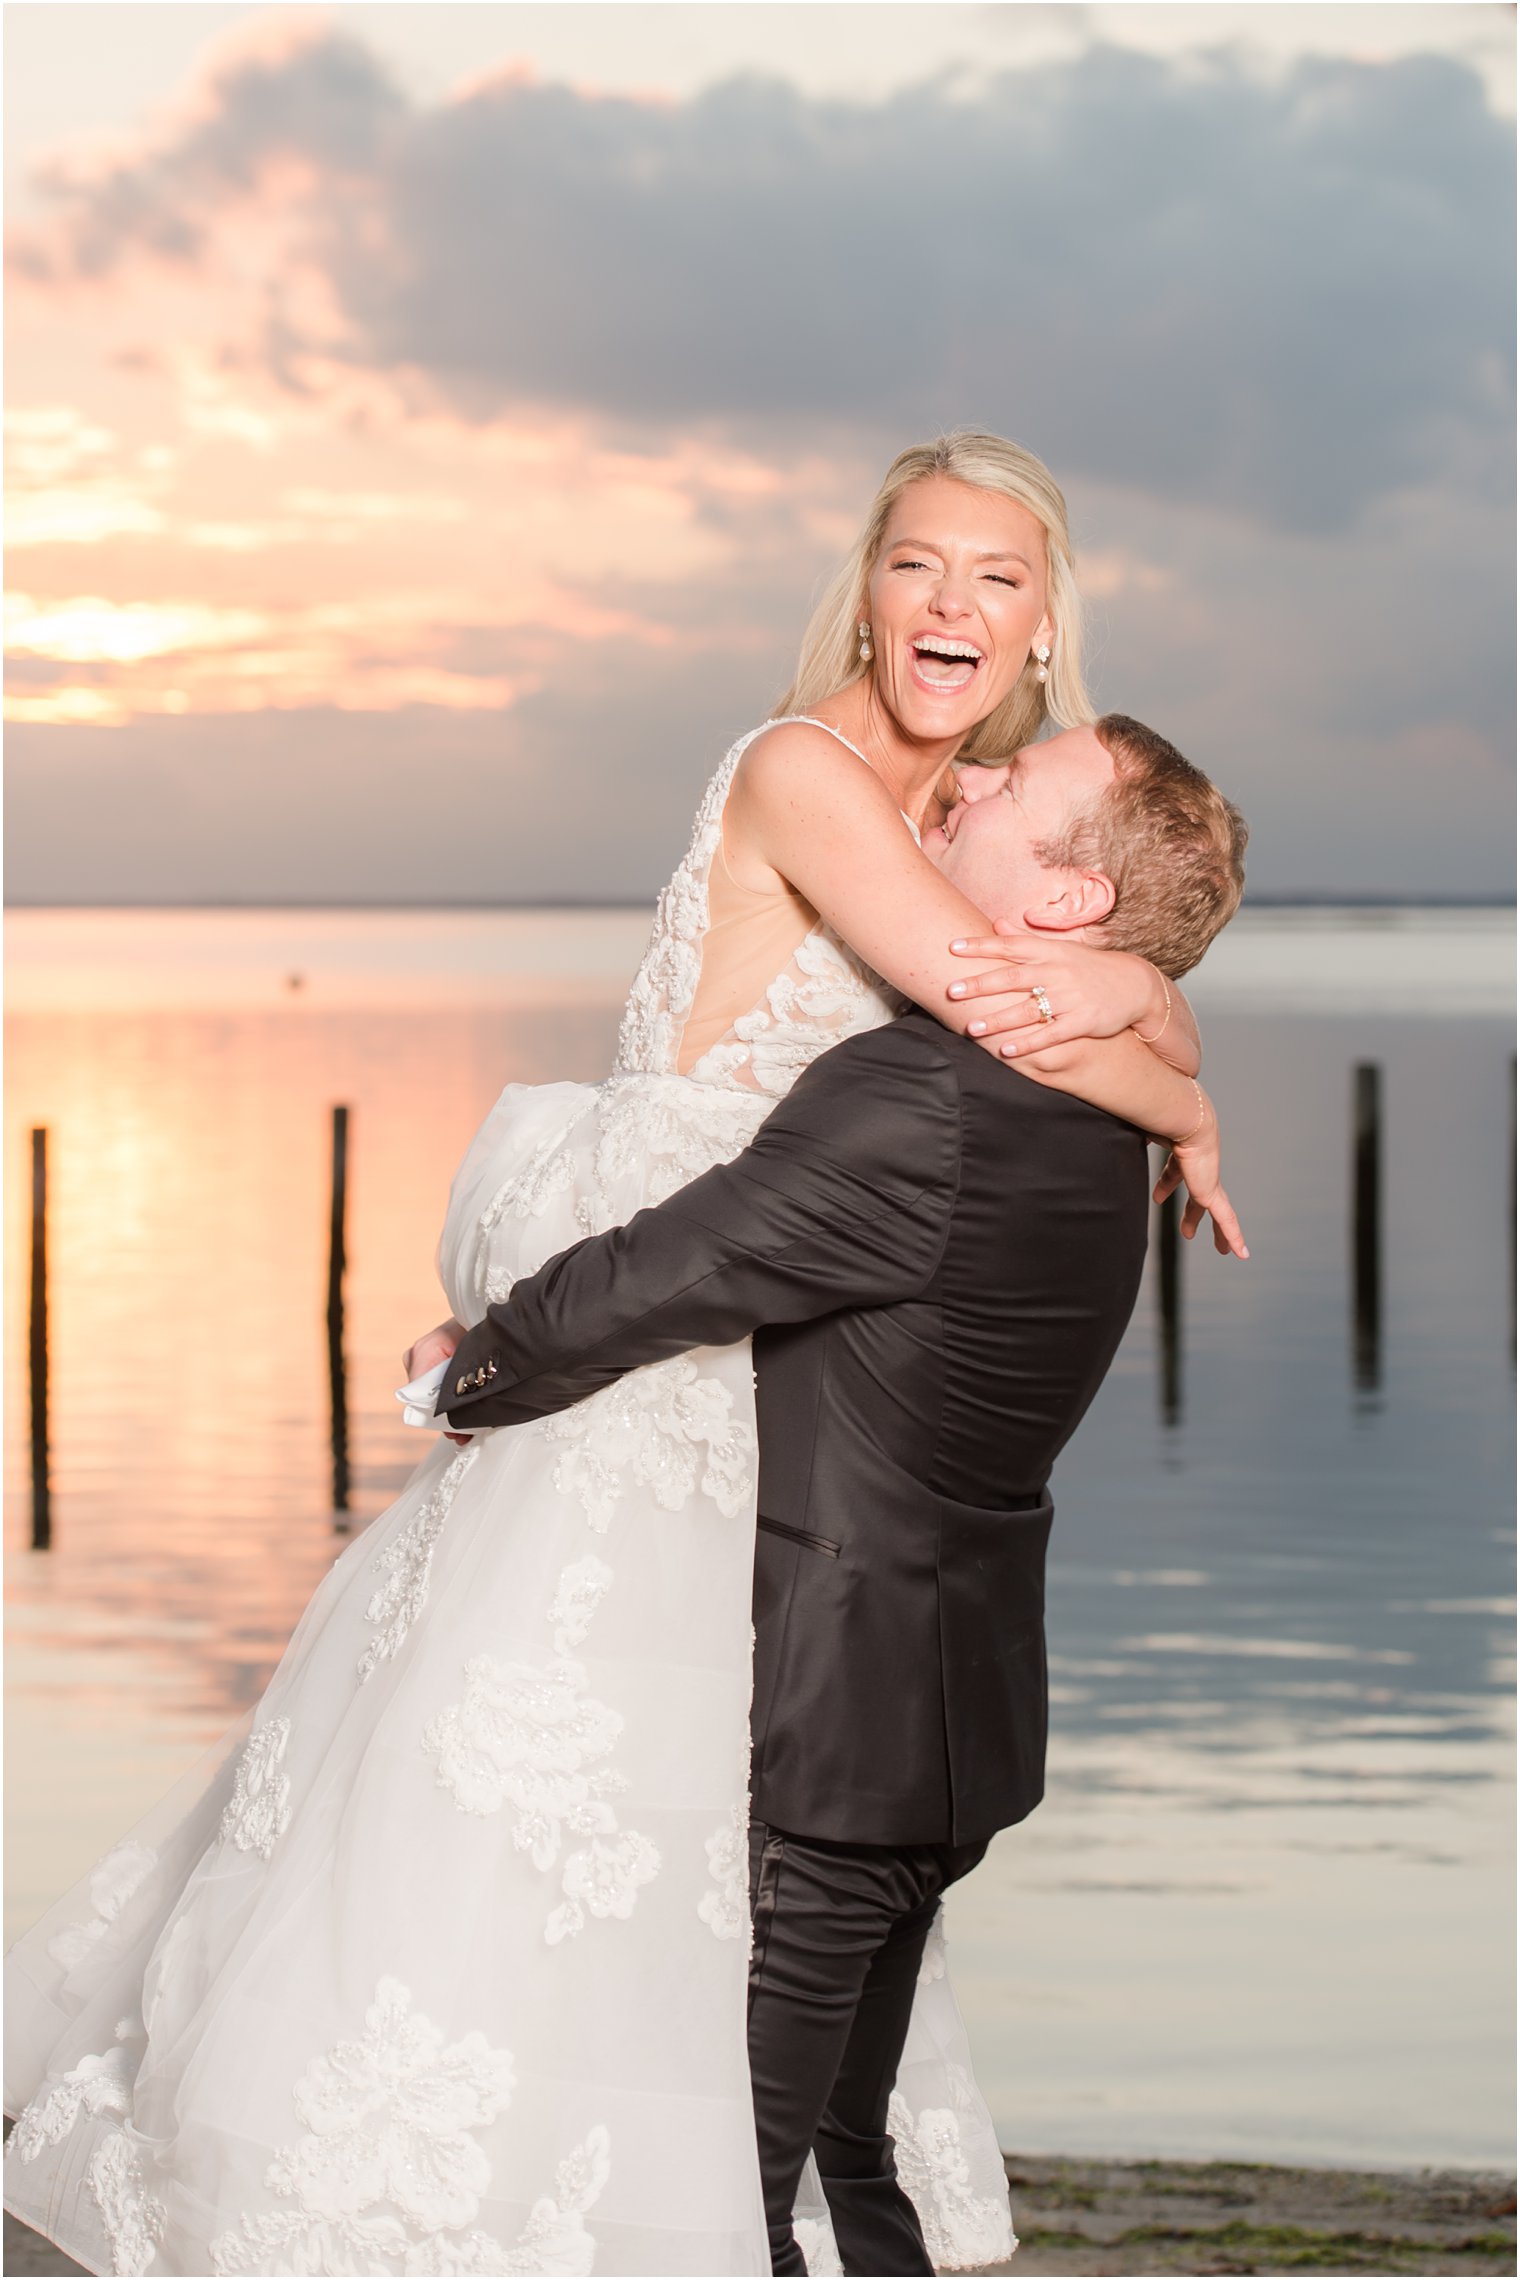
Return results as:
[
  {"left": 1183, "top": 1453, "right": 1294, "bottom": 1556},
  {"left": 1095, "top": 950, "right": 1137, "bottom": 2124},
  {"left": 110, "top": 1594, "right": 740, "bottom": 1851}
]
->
[{"left": 907, "top": 633, "right": 984, "bottom": 696}]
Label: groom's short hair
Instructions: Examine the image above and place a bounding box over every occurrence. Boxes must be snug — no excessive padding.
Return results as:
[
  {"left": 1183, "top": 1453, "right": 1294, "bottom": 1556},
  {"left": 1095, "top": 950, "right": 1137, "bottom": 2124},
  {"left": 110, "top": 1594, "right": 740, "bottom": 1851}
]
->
[{"left": 1038, "top": 715, "right": 1247, "bottom": 977}]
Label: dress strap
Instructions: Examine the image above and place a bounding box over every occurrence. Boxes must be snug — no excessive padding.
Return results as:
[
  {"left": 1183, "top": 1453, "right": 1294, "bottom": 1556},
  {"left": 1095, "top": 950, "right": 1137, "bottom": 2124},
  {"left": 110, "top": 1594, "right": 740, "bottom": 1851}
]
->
[
  {"left": 778, "top": 714, "right": 875, "bottom": 769},
  {"left": 763, "top": 715, "right": 919, "bottom": 845}
]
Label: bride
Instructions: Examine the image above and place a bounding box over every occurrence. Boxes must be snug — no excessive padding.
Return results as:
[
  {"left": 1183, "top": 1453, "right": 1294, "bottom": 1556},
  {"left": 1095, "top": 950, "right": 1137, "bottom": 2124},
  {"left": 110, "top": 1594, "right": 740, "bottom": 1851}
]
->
[{"left": 4, "top": 431, "right": 1231, "bottom": 2278}]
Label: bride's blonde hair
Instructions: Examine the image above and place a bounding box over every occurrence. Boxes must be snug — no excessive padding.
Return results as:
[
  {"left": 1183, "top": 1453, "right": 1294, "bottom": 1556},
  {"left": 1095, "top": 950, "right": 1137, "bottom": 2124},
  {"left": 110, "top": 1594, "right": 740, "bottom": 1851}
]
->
[{"left": 777, "top": 430, "right": 1094, "bottom": 760}]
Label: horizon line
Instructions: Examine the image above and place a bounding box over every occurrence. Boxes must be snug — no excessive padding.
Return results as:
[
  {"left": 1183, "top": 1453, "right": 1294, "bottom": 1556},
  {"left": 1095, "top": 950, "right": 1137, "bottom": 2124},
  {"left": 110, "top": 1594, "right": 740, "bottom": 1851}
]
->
[{"left": 4, "top": 892, "right": 1516, "bottom": 915}]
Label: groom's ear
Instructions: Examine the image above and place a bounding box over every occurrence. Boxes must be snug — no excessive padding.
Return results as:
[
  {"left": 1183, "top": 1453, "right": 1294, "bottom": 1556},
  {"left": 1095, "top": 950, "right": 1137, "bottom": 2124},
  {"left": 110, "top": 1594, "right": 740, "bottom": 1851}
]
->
[{"left": 1022, "top": 869, "right": 1117, "bottom": 935}]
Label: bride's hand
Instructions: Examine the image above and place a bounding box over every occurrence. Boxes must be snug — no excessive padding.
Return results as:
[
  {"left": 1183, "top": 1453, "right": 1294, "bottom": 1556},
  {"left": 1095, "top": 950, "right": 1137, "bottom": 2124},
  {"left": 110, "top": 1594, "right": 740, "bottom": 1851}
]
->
[
  {"left": 1152, "top": 1104, "right": 1249, "bottom": 1260},
  {"left": 403, "top": 1317, "right": 465, "bottom": 1379},
  {"left": 404, "top": 1317, "right": 474, "bottom": 1443},
  {"left": 947, "top": 920, "right": 1163, "bottom": 1057}
]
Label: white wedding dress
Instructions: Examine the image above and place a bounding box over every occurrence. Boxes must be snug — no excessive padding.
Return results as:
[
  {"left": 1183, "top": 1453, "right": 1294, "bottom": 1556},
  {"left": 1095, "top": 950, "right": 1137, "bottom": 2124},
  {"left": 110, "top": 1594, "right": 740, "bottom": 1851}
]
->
[{"left": 4, "top": 721, "right": 1018, "bottom": 2279}]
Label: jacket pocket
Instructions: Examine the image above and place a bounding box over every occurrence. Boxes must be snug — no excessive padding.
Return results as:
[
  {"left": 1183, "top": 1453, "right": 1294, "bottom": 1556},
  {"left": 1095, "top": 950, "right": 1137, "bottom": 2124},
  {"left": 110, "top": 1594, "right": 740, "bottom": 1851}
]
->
[{"left": 757, "top": 1514, "right": 841, "bottom": 1559}]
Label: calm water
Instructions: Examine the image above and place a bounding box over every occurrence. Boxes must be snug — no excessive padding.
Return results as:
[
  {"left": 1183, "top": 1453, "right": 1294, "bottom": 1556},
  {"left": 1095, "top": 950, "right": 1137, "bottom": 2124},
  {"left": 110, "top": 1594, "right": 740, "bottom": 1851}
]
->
[{"left": 5, "top": 907, "right": 1514, "bottom": 2171}]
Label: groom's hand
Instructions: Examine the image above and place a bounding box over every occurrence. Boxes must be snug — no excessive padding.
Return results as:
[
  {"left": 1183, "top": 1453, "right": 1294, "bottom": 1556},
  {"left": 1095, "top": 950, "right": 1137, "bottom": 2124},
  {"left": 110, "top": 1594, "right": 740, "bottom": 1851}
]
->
[
  {"left": 403, "top": 1317, "right": 465, "bottom": 1379},
  {"left": 403, "top": 1317, "right": 474, "bottom": 1443}
]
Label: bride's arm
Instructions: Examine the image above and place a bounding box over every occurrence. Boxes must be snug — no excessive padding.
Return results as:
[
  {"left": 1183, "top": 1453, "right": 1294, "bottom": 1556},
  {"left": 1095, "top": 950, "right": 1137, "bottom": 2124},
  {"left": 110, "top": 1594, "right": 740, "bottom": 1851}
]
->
[
  {"left": 948, "top": 925, "right": 1203, "bottom": 1076},
  {"left": 726, "top": 724, "right": 1204, "bottom": 1142}
]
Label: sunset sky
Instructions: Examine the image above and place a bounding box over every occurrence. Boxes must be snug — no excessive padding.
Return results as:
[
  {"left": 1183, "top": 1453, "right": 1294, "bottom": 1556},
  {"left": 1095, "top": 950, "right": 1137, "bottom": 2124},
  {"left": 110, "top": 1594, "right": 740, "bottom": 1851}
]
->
[{"left": 5, "top": 2, "right": 1514, "bottom": 903}]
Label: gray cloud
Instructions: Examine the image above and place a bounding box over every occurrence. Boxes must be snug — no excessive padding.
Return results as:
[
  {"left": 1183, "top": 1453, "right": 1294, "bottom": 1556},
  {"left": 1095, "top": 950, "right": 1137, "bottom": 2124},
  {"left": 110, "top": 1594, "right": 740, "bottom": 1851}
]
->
[
  {"left": 15, "top": 29, "right": 405, "bottom": 279},
  {"left": 8, "top": 22, "right": 1512, "bottom": 905},
  {"left": 1064, "top": 473, "right": 1514, "bottom": 896},
  {"left": 17, "top": 31, "right": 1513, "bottom": 532}
]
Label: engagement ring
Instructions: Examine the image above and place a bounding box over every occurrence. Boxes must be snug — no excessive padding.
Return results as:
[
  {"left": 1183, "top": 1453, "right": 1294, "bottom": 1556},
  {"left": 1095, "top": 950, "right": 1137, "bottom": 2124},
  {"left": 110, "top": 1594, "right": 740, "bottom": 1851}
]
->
[{"left": 1031, "top": 986, "right": 1055, "bottom": 1024}]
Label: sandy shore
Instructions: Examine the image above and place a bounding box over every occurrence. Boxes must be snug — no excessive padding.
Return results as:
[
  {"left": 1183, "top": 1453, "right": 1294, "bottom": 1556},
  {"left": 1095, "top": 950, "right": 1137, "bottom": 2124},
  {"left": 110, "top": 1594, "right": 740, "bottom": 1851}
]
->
[
  {"left": 5, "top": 2152, "right": 1514, "bottom": 2276},
  {"left": 972, "top": 2154, "right": 1517, "bottom": 2275}
]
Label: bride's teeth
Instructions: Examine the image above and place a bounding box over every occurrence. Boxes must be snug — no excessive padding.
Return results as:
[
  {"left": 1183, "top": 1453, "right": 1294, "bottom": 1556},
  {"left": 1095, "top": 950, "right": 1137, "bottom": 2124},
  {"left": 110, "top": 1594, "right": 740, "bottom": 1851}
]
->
[
  {"left": 912, "top": 634, "right": 982, "bottom": 688},
  {"left": 914, "top": 638, "right": 982, "bottom": 663}
]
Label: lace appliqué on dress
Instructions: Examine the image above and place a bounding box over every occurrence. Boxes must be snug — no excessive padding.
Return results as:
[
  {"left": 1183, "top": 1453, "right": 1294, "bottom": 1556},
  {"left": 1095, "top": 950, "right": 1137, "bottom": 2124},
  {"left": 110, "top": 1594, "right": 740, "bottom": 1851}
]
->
[
  {"left": 697, "top": 1805, "right": 749, "bottom": 1943},
  {"left": 11, "top": 2046, "right": 134, "bottom": 2161},
  {"left": 551, "top": 1834, "right": 661, "bottom": 1949},
  {"left": 45, "top": 1841, "right": 157, "bottom": 1974},
  {"left": 207, "top": 1977, "right": 607, "bottom": 2277},
  {"left": 688, "top": 927, "right": 905, "bottom": 1101},
  {"left": 480, "top": 1119, "right": 583, "bottom": 1236},
  {"left": 359, "top": 1447, "right": 479, "bottom": 1684},
  {"left": 88, "top": 2132, "right": 166, "bottom": 2278},
  {"left": 219, "top": 1718, "right": 293, "bottom": 1861},
  {"left": 546, "top": 1555, "right": 613, "bottom": 1653},
  {"left": 479, "top": 1078, "right": 768, "bottom": 1303},
  {"left": 794, "top": 2215, "right": 845, "bottom": 2278},
  {"left": 408, "top": 2127, "right": 611, "bottom": 2276},
  {"left": 498, "top": 2126, "right": 611, "bottom": 2277},
  {"left": 11, "top": 2016, "right": 159, "bottom": 2274},
  {"left": 590, "top": 1079, "right": 768, "bottom": 1212},
  {"left": 208, "top": 1977, "right": 606, "bottom": 2277},
  {"left": 422, "top": 1555, "right": 660, "bottom": 1945},
  {"left": 543, "top": 1356, "right": 755, "bottom": 1534},
  {"left": 613, "top": 739, "right": 745, "bottom": 1080},
  {"left": 887, "top": 2070, "right": 1016, "bottom": 2271}
]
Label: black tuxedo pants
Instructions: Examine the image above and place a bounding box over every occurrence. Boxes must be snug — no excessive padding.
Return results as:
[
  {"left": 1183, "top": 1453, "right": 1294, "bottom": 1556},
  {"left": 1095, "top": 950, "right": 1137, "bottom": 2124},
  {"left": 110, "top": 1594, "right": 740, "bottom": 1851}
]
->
[{"left": 746, "top": 1820, "right": 989, "bottom": 2277}]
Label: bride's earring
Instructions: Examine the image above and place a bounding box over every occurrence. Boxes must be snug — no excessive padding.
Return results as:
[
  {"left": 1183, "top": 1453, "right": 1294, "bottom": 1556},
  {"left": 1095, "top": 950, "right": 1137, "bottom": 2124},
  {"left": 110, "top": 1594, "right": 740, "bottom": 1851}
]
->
[
  {"left": 858, "top": 621, "right": 873, "bottom": 665},
  {"left": 1034, "top": 643, "right": 1051, "bottom": 684}
]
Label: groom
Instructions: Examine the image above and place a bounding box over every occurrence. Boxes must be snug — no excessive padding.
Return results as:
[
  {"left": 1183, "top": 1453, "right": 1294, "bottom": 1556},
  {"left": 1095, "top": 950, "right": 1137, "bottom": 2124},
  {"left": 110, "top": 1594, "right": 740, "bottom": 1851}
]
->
[{"left": 427, "top": 714, "right": 1247, "bottom": 2276}]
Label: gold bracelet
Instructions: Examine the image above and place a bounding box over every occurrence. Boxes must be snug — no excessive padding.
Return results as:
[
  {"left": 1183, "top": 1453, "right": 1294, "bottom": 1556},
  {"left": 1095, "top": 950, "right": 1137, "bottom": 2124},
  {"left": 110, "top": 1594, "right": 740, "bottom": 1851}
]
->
[
  {"left": 1173, "top": 1079, "right": 1209, "bottom": 1147},
  {"left": 1133, "top": 968, "right": 1172, "bottom": 1046}
]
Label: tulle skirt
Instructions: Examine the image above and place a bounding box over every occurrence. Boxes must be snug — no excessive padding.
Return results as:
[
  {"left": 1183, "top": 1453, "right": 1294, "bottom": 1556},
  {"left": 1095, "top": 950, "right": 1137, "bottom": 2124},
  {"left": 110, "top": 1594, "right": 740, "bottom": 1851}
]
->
[{"left": 5, "top": 1071, "right": 1015, "bottom": 2276}]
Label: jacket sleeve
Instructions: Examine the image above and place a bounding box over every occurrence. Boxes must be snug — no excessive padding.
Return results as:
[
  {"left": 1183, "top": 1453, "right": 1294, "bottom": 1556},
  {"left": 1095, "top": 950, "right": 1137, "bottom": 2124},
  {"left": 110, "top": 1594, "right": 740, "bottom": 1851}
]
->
[{"left": 436, "top": 1021, "right": 961, "bottom": 1430}]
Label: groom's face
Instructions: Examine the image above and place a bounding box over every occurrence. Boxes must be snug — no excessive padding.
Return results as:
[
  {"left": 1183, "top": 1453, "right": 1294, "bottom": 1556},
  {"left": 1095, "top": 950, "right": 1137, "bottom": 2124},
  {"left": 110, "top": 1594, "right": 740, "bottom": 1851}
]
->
[{"left": 922, "top": 725, "right": 1117, "bottom": 929}]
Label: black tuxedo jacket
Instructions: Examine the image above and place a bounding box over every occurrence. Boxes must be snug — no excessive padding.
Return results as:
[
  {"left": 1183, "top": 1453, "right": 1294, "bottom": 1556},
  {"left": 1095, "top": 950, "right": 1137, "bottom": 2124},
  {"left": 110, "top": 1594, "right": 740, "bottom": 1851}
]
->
[{"left": 440, "top": 1011, "right": 1150, "bottom": 1845}]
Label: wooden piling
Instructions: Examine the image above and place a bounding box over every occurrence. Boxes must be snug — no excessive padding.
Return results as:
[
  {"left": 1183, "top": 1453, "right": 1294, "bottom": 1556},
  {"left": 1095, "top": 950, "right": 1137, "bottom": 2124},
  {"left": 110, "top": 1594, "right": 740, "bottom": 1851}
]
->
[
  {"left": 1156, "top": 1182, "right": 1182, "bottom": 1427},
  {"left": 29, "top": 1127, "right": 51, "bottom": 1550},
  {"left": 327, "top": 1105, "right": 351, "bottom": 1518},
  {"left": 1352, "top": 1062, "right": 1382, "bottom": 1393},
  {"left": 1509, "top": 1056, "right": 1515, "bottom": 1363}
]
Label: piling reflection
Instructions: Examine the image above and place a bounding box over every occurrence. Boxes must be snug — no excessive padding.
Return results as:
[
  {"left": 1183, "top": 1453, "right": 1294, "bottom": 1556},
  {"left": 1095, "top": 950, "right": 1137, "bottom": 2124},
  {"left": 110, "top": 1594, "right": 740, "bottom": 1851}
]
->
[
  {"left": 327, "top": 1102, "right": 351, "bottom": 1523},
  {"left": 1351, "top": 1060, "right": 1382, "bottom": 1400},
  {"left": 1509, "top": 1055, "right": 1516, "bottom": 1363},
  {"left": 1155, "top": 1182, "right": 1182, "bottom": 1427},
  {"left": 28, "top": 1127, "right": 50, "bottom": 1553}
]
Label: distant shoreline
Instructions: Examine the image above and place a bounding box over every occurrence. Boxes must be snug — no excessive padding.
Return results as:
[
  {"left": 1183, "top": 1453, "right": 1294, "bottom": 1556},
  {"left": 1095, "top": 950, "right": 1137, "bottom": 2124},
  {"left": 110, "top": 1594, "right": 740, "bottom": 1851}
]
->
[{"left": 6, "top": 894, "right": 1516, "bottom": 915}]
